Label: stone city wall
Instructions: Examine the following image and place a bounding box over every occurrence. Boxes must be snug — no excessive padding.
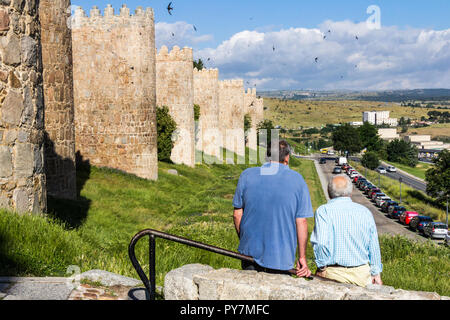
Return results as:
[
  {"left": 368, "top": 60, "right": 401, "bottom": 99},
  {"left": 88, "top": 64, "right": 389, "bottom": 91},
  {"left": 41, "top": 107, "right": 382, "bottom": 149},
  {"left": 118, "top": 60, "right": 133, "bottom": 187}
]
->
[
  {"left": 193, "top": 67, "right": 221, "bottom": 161},
  {"left": 40, "top": 0, "right": 77, "bottom": 199},
  {"left": 0, "top": 0, "right": 47, "bottom": 213},
  {"left": 156, "top": 45, "right": 195, "bottom": 167},
  {"left": 164, "top": 264, "right": 449, "bottom": 300},
  {"left": 244, "top": 88, "right": 264, "bottom": 152},
  {"left": 218, "top": 79, "right": 245, "bottom": 158},
  {"left": 72, "top": 5, "right": 158, "bottom": 180}
]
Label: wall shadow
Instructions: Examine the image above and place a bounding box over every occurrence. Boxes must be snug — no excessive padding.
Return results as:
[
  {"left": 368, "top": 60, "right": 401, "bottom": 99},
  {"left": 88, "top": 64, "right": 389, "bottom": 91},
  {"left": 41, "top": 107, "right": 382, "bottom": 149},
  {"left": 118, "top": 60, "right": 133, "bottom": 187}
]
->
[{"left": 44, "top": 132, "right": 92, "bottom": 229}]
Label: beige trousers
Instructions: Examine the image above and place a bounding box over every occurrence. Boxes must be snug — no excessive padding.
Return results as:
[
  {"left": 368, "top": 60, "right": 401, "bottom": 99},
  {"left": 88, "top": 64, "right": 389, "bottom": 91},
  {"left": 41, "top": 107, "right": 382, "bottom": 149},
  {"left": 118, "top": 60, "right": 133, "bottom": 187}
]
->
[{"left": 316, "top": 264, "right": 372, "bottom": 288}]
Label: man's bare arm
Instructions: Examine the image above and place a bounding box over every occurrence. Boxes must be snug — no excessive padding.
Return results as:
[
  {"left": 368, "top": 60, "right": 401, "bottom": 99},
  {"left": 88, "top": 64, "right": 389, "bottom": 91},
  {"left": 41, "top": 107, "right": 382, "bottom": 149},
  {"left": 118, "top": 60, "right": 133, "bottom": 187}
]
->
[
  {"left": 233, "top": 208, "right": 243, "bottom": 239},
  {"left": 296, "top": 218, "right": 312, "bottom": 278}
]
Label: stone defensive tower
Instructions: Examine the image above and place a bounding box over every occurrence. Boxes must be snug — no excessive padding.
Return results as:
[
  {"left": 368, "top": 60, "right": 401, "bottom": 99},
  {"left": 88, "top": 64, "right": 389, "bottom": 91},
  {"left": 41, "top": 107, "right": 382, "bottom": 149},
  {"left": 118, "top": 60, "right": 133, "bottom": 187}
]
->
[
  {"left": 193, "top": 67, "right": 221, "bottom": 161},
  {"left": 40, "top": 0, "right": 77, "bottom": 199},
  {"left": 156, "top": 46, "right": 195, "bottom": 167},
  {"left": 72, "top": 5, "right": 158, "bottom": 180},
  {"left": 218, "top": 80, "right": 245, "bottom": 158},
  {"left": 244, "top": 88, "right": 264, "bottom": 151},
  {"left": 0, "top": 1, "right": 47, "bottom": 213}
]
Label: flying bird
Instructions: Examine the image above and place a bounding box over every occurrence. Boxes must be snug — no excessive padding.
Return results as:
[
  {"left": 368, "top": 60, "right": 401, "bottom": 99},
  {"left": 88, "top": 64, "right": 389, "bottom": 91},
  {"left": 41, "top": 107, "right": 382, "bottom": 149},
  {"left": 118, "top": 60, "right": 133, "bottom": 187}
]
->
[
  {"left": 328, "top": 29, "right": 331, "bottom": 33},
  {"left": 193, "top": 25, "right": 197, "bottom": 32},
  {"left": 323, "top": 35, "right": 327, "bottom": 40},
  {"left": 273, "top": 45, "right": 275, "bottom": 51},
  {"left": 315, "top": 57, "right": 319, "bottom": 63},
  {"left": 171, "top": 32, "right": 175, "bottom": 37},
  {"left": 355, "top": 35, "right": 359, "bottom": 40},
  {"left": 167, "top": 2, "right": 173, "bottom": 15}
]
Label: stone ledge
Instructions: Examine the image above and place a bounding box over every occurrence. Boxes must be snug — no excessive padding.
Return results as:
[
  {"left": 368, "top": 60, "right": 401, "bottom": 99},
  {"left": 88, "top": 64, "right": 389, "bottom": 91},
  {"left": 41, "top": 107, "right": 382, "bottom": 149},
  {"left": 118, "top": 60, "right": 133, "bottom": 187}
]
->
[{"left": 164, "top": 264, "right": 448, "bottom": 300}]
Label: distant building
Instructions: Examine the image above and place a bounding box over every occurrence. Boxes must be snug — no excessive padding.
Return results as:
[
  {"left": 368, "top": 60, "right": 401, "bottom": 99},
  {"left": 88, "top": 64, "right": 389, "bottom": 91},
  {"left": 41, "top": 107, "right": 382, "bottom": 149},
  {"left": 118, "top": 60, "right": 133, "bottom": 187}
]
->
[
  {"left": 378, "top": 128, "right": 400, "bottom": 141},
  {"left": 362, "top": 111, "right": 398, "bottom": 127},
  {"left": 404, "top": 135, "right": 450, "bottom": 151},
  {"left": 349, "top": 121, "right": 364, "bottom": 126}
]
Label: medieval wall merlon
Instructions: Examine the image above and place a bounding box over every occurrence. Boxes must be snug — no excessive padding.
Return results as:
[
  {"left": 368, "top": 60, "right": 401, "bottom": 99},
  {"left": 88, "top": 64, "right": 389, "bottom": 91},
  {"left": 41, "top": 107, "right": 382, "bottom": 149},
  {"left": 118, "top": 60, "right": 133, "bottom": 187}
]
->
[
  {"left": 72, "top": 4, "right": 154, "bottom": 29},
  {"left": 193, "top": 67, "right": 219, "bottom": 79},
  {"left": 156, "top": 45, "right": 193, "bottom": 62},
  {"left": 219, "top": 79, "right": 244, "bottom": 89}
]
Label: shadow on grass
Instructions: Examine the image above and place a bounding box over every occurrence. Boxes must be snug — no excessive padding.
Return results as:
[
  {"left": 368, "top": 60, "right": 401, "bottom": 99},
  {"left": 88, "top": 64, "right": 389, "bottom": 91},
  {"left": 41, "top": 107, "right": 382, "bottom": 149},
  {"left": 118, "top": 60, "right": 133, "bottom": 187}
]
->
[{"left": 46, "top": 152, "right": 92, "bottom": 230}]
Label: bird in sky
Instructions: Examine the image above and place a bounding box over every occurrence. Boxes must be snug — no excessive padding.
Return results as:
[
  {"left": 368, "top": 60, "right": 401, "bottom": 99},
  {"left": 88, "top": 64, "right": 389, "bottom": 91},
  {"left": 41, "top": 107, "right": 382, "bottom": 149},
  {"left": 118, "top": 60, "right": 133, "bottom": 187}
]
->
[
  {"left": 355, "top": 35, "right": 359, "bottom": 40},
  {"left": 273, "top": 45, "right": 275, "bottom": 51},
  {"left": 323, "top": 35, "right": 327, "bottom": 40},
  {"left": 328, "top": 29, "right": 331, "bottom": 33},
  {"left": 193, "top": 25, "right": 197, "bottom": 32},
  {"left": 167, "top": 2, "right": 173, "bottom": 15},
  {"left": 315, "top": 57, "right": 319, "bottom": 63},
  {"left": 171, "top": 32, "right": 175, "bottom": 37}
]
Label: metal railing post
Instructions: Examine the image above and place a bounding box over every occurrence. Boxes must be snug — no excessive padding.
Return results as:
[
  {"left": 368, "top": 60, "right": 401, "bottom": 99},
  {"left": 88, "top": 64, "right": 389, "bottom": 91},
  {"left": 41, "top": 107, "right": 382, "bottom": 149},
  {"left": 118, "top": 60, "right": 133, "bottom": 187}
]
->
[{"left": 149, "top": 235, "right": 156, "bottom": 301}]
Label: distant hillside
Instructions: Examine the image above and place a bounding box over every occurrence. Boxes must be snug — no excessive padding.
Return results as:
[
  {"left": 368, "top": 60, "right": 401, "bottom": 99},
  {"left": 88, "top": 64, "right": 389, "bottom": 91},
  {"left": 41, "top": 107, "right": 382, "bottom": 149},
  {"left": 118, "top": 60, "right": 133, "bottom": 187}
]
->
[
  {"left": 264, "top": 98, "right": 445, "bottom": 129},
  {"left": 259, "top": 89, "right": 450, "bottom": 103}
]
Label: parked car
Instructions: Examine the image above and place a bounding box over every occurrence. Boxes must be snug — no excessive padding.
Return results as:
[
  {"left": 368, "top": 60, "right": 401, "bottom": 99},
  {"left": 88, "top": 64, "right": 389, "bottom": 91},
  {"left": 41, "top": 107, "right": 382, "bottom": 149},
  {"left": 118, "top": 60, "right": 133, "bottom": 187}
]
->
[
  {"left": 409, "top": 216, "right": 434, "bottom": 233},
  {"left": 361, "top": 183, "right": 374, "bottom": 193},
  {"left": 388, "top": 205, "right": 406, "bottom": 219},
  {"left": 368, "top": 188, "right": 381, "bottom": 198},
  {"left": 381, "top": 200, "right": 398, "bottom": 213},
  {"left": 372, "top": 192, "right": 385, "bottom": 202},
  {"left": 445, "top": 234, "right": 450, "bottom": 246},
  {"left": 376, "top": 167, "right": 387, "bottom": 174},
  {"left": 353, "top": 175, "right": 362, "bottom": 183},
  {"left": 333, "top": 167, "right": 342, "bottom": 174},
  {"left": 399, "top": 211, "right": 419, "bottom": 225},
  {"left": 376, "top": 196, "right": 391, "bottom": 208},
  {"left": 387, "top": 166, "right": 397, "bottom": 173},
  {"left": 423, "top": 222, "right": 449, "bottom": 239},
  {"left": 350, "top": 171, "right": 359, "bottom": 179},
  {"left": 319, "top": 158, "right": 327, "bottom": 164},
  {"left": 356, "top": 178, "right": 367, "bottom": 188}
]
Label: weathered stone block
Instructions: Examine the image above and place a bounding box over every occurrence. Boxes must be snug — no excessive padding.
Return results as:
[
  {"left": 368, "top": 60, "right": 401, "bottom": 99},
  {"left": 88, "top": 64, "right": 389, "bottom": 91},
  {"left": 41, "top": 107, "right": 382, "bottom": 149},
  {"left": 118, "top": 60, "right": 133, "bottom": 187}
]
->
[
  {"left": 2, "top": 90, "right": 23, "bottom": 126},
  {"left": 0, "top": 145, "right": 13, "bottom": 177},
  {"left": 1, "top": 33, "right": 21, "bottom": 66}
]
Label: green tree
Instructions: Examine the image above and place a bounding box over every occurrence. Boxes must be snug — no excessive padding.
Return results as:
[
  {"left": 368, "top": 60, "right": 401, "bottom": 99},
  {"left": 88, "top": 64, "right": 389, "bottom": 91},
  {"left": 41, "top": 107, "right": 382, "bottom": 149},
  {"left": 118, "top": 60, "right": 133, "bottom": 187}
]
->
[
  {"left": 361, "top": 151, "right": 380, "bottom": 170},
  {"left": 194, "top": 104, "right": 201, "bottom": 121},
  {"left": 386, "top": 139, "right": 418, "bottom": 167},
  {"left": 244, "top": 114, "right": 252, "bottom": 133},
  {"left": 193, "top": 59, "right": 204, "bottom": 70},
  {"left": 331, "top": 123, "right": 362, "bottom": 155},
  {"left": 156, "top": 106, "right": 177, "bottom": 163},
  {"left": 425, "top": 150, "right": 450, "bottom": 202},
  {"left": 358, "top": 122, "right": 383, "bottom": 152},
  {"left": 257, "top": 119, "right": 275, "bottom": 147}
]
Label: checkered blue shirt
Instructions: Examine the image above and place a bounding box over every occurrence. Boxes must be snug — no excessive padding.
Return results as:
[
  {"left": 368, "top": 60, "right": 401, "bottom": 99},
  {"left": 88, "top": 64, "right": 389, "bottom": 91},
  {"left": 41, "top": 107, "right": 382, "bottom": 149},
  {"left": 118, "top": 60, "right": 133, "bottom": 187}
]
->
[{"left": 310, "top": 197, "right": 383, "bottom": 276}]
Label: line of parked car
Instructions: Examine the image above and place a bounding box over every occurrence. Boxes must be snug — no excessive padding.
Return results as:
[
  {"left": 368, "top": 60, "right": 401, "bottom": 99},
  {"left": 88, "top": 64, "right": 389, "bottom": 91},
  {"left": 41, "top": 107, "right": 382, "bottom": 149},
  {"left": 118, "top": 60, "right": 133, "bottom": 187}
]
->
[{"left": 337, "top": 162, "right": 449, "bottom": 245}]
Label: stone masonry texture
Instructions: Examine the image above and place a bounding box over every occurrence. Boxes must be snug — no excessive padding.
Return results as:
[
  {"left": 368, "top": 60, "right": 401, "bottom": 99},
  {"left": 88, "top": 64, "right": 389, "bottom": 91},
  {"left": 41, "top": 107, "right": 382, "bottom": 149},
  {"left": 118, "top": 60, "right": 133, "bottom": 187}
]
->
[
  {"left": 193, "top": 67, "right": 221, "bottom": 161},
  {"left": 0, "top": 0, "right": 47, "bottom": 213},
  {"left": 40, "top": 0, "right": 77, "bottom": 200},
  {"left": 71, "top": 5, "right": 158, "bottom": 180},
  {"left": 156, "top": 45, "right": 195, "bottom": 167},
  {"left": 219, "top": 80, "right": 245, "bottom": 158},
  {"left": 244, "top": 88, "right": 264, "bottom": 152},
  {"left": 164, "top": 264, "right": 449, "bottom": 300}
]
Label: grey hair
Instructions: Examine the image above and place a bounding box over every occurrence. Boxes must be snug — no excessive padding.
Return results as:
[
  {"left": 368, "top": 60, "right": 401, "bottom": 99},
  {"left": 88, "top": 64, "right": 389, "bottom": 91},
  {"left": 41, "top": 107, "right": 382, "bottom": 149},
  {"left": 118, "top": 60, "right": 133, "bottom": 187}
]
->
[{"left": 328, "top": 174, "right": 353, "bottom": 199}]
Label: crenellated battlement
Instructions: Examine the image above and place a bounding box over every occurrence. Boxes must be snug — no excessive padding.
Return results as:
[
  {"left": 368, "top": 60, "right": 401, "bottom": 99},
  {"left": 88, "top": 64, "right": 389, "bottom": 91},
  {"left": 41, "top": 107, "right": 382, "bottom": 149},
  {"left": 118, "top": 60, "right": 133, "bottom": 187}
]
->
[
  {"left": 156, "top": 45, "right": 193, "bottom": 62},
  {"left": 219, "top": 79, "right": 244, "bottom": 89},
  {"left": 194, "top": 68, "right": 219, "bottom": 78},
  {"left": 244, "top": 87, "right": 257, "bottom": 97},
  {"left": 72, "top": 4, "right": 154, "bottom": 29}
]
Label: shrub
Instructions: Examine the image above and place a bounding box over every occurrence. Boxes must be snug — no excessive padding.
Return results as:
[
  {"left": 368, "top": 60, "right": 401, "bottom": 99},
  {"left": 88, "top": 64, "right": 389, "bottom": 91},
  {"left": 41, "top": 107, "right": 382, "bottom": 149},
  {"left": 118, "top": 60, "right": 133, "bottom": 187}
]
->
[
  {"left": 362, "top": 151, "right": 380, "bottom": 170},
  {"left": 156, "top": 106, "right": 177, "bottom": 163}
]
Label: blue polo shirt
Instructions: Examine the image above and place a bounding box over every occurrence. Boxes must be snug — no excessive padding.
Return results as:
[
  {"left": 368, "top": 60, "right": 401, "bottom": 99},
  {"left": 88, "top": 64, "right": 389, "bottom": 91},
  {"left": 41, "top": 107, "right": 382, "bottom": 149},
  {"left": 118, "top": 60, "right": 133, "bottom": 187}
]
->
[{"left": 233, "top": 162, "right": 314, "bottom": 270}]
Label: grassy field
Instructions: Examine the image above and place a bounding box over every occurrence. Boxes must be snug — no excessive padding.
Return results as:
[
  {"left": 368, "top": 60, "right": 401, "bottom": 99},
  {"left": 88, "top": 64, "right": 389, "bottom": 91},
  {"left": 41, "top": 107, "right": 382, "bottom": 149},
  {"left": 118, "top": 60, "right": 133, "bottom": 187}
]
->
[
  {"left": 383, "top": 161, "right": 432, "bottom": 181},
  {"left": 264, "top": 98, "right": 445, "bottom": 129},
  {"left": 407, "top": 123, "right": 450, "bottom": 140},
  {"left": 0, "top": 154, "right": 449, "bottom": 296},
  {"left": 351, "top": 161, "right": 445, "bottom": 222}
]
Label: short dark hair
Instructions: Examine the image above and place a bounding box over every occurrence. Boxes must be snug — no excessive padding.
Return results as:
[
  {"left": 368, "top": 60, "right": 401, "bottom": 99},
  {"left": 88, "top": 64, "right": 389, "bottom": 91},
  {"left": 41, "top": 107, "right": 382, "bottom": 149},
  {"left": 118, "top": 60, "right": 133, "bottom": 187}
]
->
[{"left": 266, "top": 140, "right": 292, "bottom": 163}]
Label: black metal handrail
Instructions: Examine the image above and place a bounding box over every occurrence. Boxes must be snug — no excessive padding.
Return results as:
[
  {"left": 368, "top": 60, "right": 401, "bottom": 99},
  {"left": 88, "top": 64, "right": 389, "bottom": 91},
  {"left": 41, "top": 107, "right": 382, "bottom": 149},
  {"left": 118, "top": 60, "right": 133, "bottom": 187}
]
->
[{"left": 128, "top": 229, "right": 304, "bottom": 300}]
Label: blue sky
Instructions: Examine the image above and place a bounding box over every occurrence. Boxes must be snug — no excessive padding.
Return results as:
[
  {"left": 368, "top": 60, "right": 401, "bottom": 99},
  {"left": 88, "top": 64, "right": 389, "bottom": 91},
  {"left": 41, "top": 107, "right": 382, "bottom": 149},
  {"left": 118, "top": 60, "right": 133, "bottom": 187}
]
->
[{"left": 72, "top": 1, "right": 450, "bottom": 90}]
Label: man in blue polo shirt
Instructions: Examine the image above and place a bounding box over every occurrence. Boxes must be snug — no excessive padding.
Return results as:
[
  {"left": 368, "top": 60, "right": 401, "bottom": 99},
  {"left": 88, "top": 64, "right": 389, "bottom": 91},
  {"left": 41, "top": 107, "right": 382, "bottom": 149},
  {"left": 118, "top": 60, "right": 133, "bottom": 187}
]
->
[{"left": 233, "top": 140, "right": 314, "bottom": 277}]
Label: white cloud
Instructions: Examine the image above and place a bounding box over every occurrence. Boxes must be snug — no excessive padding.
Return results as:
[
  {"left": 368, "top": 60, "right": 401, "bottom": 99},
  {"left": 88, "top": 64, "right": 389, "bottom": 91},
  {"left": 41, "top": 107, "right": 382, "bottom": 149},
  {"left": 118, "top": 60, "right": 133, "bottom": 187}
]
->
[
  {"left": 191, "top": 21, "right": 450, "bottom": 90},
  {"left": 155, "top": 21, "right": 213, "bottom": 49}
]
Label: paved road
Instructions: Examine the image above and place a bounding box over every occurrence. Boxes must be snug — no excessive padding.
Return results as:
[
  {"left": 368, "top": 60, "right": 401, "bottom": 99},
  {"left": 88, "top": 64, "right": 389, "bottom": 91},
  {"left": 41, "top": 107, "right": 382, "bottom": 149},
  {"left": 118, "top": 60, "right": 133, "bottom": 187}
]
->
[
  {"left": 349, "top": 157, "right": 427, "bottom": 193},
  {"left": 315, "top": 158, "right": 432, "bottom": 243}
]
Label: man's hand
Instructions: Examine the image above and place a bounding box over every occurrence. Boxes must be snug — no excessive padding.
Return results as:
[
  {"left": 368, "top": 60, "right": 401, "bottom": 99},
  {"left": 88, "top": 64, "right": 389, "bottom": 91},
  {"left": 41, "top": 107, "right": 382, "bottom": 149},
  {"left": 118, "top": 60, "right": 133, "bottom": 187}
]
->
[
  {"left": 295, "top": 257, "right": 312, "bottom": 278},
  {"left": 371, "top": 274, "right": 383, "bottom": 285}
]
